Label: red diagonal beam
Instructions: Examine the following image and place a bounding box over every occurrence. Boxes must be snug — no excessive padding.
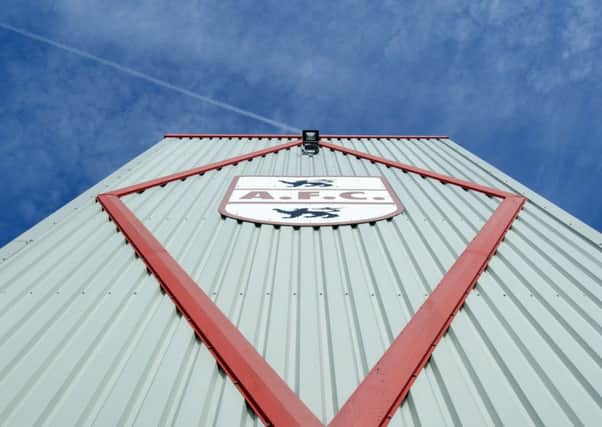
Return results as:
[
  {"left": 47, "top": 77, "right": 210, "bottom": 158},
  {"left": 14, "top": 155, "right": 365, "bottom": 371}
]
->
[
  {"left": 99, "top": 139, "right": 321, "bottom": 427},
  {"left": 111, "top": 139, "right": 302, "bottom": 197},
  {"left": 320, "top": 140, "right": 512, "bottom": 199},
  {"left": 328, "top": 196, "right": 525, "bottom": 427},
  {"left": 97, "top": 194, "right": 321, "bottom": 426}
]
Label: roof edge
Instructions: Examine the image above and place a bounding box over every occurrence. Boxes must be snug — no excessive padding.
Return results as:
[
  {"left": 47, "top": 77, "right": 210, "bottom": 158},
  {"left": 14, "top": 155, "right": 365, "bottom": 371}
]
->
[
  {"left": 164, "top": 133, "right": 448, "bottom": 140},
  {"left": 442, "top": 138, "right": 602, "bottom": 246}
]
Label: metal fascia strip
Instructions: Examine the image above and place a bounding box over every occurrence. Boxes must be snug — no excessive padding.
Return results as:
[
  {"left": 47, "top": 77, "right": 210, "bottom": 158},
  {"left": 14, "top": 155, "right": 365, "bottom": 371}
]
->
[
  {"left": 97, "top": 135, "right": 526, "bottom": 427},
  {"left": 164, "top": 133, "right": 448, "bottom": 140}
]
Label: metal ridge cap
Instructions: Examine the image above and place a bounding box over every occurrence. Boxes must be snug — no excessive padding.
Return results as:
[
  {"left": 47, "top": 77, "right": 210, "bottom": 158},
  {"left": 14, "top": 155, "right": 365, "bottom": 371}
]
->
[
  {"left": 164, "top": 133, "right": 449, "bottom": 140},
  {"left": 164, "top": 133, "right": 299, "bottom": 139},
  {"left": 322, "top": 134, "right": 448, "bottom": 140}
]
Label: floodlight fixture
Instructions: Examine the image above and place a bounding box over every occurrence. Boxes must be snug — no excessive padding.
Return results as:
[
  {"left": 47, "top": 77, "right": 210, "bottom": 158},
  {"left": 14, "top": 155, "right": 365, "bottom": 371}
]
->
[{"left": 302, "top": 130, "right": 320, "bottom": 155}]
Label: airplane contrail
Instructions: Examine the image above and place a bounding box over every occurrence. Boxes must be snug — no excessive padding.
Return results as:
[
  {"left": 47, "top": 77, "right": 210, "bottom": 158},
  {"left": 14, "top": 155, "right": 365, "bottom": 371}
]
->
[{"left": 0, "top": 22, "right": 300, "bottom": 133}]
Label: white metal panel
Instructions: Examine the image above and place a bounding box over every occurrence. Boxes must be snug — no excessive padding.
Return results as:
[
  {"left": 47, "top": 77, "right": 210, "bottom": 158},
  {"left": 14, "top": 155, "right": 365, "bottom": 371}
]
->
[
  {"left": 0, "top": 137, "right": 289, "bottom": 427},
  {"left": 1, "top": 136, "right": 600, "bottom": 426},
  {"left": 121, "top": 144, "right": 498, "bottom": 423},
  {"left": 334, "top": 137, "right": 602, "bottom": 426}
]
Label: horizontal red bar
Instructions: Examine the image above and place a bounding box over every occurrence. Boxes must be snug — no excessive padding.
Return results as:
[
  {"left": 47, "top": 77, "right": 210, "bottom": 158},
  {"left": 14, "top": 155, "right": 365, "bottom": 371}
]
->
[
  {"left": 165, "top": 133, "right": 300, "bottom": 139},
  {"left": 164, "top": 133, "right": 448, "bottom": 140},
  {"left": 322, "top": 135, "right": 448, "bottom": 140}
]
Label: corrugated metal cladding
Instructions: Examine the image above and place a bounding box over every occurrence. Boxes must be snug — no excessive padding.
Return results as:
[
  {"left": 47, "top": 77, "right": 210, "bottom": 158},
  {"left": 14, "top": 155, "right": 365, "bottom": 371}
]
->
[{"left": 0, "top": 136, "right": 600, "bottom": 427}]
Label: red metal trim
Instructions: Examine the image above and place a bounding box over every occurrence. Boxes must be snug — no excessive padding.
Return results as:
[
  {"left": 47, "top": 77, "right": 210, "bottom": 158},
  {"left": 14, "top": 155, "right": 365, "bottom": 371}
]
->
[
  {"left": 97, "top": 134, "right": 526, "bottom": 427},
  {"left": 328, "top": 196, "right": 525, "bottom": 427},
  {"left": 165, "top": 133, "right": 300, "bottom": 139},
  {"left": 322, "top": 135, "right": 448, "bottom": 140},
  {"left": 164, "top": 133, "right": 448, "bottom": 140},
  {"left": 112, "top": 140, "right": 302, "bottom": 197},
  {"left": 97, "top": 194, "right": 321, "bottom": 427},
  {"left": 320, "top": 140, "right": 512, "bottom": 199}
]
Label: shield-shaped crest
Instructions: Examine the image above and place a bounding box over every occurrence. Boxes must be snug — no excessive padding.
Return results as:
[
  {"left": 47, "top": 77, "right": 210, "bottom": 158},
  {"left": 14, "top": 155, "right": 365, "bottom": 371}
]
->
[{"left": 219, "top": 176, "right": 404, "bottom": 226}]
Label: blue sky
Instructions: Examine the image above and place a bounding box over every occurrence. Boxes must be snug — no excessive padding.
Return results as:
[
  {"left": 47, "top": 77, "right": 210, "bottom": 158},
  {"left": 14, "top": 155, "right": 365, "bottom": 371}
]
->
[{"left": 1, "top": 1, "right": 601, "bottom": 246}]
